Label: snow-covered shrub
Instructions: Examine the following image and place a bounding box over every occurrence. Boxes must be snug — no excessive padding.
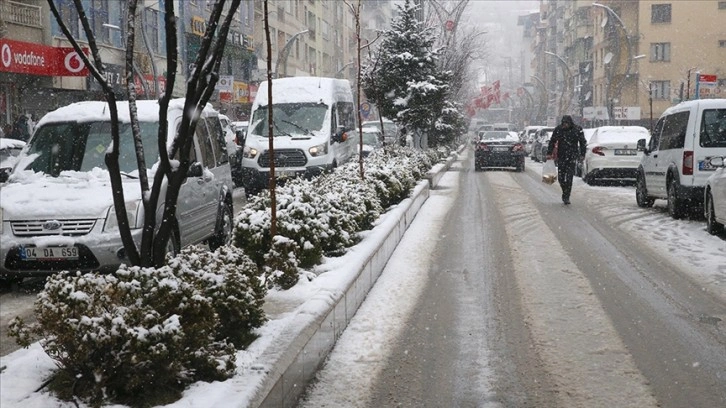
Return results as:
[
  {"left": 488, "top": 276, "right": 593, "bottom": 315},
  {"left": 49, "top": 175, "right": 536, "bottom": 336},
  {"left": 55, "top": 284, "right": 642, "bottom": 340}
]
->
[
  {"left": 233, "top": 147, "right": 442, "bottom": 285},
  {"left": 264, "top": 235, "right": 300, "bottom": 289},
  {"left": 165, "top": 245, "right": 267, "bottom": 348},
  {"left": 8, "top": 245, "right": 265, "bottom": 407}
]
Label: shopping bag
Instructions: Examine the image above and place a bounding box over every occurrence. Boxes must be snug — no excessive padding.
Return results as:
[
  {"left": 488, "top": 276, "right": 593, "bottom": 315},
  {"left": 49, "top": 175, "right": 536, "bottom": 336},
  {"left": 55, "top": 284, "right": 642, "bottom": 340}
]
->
[{"left": 542, "top": 160, "right": 557, "bottom": 184}]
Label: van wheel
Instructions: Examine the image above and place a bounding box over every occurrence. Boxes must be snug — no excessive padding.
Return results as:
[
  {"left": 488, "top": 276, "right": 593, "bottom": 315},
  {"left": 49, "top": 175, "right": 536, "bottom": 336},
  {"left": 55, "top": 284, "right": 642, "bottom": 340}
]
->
[
  {"left": 635, "top": 173, "right": 655, "bottom": 208},
  {"left": 209, "top": 202, "right": 234, "bottom": 250},
  {"left": 667, "top": 178, "right": 685, "bottom": 219},
  {"left": 706, "top": 192, "right": 723, "bottom": 235}
]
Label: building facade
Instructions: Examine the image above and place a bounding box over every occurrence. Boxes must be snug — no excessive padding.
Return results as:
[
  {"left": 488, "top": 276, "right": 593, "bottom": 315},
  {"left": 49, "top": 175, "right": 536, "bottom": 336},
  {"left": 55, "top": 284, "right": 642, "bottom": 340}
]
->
[{"left": 527, "top": 0, "right": 726, "bottom": 128}]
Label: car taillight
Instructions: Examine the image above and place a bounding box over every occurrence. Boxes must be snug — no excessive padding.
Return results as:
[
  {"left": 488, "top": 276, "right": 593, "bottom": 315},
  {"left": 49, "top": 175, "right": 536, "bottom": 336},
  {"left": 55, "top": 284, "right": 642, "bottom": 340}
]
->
[
  {"left": 683, "top": 150, "right": 694, "bottom": 175},
  {"left": 512, "top": 143, "right": 523, "bottom": 152},
  {"left": 592, "top": 146, "right": 606, "bottom": 156},
  {"left": 477, "top": 143, "right": 490, "bottom": 151}
]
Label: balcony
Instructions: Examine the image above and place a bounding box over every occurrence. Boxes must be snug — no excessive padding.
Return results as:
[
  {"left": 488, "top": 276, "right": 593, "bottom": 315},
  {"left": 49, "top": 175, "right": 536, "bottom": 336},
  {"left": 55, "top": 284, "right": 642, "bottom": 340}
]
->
[{"left": 0, "top": 0, "right": 42, "bottom": 28}]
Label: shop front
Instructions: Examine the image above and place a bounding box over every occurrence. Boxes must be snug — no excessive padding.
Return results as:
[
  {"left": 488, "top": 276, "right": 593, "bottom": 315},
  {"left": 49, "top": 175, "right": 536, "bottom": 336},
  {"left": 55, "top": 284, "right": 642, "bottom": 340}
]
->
[{"left": 0, "top": 38, "right": 88, "bottom": 126}]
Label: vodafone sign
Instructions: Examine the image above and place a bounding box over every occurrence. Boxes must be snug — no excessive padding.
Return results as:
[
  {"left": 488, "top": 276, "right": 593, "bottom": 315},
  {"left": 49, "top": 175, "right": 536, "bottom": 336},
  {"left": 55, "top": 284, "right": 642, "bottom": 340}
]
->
[{"left": 0, "top": 39, "right": 88, "bottom": 77}]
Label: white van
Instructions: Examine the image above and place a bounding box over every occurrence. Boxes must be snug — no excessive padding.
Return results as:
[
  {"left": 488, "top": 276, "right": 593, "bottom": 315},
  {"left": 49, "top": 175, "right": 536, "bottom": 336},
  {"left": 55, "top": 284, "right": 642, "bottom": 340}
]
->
[
  {"left": 0, "top": 99, "right": 235, "bottom": 281},
  {"left": 636, "top": 98, "right": 726, "bottom": 218},
  {"left": 240, "top": 77, "right": 357, "bottom": 196}
]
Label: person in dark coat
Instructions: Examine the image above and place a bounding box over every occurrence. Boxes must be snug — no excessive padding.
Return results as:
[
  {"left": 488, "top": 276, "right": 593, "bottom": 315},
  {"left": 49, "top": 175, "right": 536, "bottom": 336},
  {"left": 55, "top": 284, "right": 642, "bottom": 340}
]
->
[{"left": 546, "top": 115, "right": 587, "bottom": 205}]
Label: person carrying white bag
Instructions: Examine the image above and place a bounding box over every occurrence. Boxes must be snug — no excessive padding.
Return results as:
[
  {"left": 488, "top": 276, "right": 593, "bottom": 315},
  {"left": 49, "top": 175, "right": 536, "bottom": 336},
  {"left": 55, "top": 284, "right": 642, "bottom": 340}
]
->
[{"left": 545, "top": 115, "right": 587, "bottom": 205}]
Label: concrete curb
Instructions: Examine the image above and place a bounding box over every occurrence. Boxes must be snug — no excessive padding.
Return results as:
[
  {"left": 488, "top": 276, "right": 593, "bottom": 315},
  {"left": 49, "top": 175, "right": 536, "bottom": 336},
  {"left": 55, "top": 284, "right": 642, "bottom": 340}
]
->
[{"left": 250, "top": 151, "right": 457, "bottom": 407}]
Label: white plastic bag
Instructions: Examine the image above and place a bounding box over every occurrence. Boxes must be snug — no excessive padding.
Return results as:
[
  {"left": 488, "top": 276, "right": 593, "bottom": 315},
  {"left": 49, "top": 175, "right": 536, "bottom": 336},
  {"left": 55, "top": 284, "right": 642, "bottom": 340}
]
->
[{"left": 542, "top": 160, "right": 557, "bottom": 184}]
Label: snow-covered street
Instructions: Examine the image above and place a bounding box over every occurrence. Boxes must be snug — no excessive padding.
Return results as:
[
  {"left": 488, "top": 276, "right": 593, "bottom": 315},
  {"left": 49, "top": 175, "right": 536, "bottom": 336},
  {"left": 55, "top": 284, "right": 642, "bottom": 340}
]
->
[{"left": 299, "top": 149, "right": 725, "bottom": 407}]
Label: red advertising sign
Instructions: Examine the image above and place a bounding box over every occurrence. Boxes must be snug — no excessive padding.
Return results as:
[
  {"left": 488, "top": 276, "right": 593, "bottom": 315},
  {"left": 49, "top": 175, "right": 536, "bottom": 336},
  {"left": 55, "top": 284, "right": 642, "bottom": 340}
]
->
[
  {"left": 0, "top": 39, "right": 88, "bottom": 77},
  {"left": 699, "top": 74, "right": 718, "bottom": 83},
  {"left": 249, "top": 83, "right": 258, "bottom": 101}
]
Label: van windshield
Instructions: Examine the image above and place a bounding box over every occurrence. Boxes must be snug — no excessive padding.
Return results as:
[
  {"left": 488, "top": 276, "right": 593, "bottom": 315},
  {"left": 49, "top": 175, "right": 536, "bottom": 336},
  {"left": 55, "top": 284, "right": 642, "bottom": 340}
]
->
[
  {"left": 700, "top": 108, "right": 726, "bottom": 147},
  {"left": 250, "top": 103, "right": 328, "bottom": 136},
  {"left": 22, "top": 121, "right": 161, "bottom": 177}
]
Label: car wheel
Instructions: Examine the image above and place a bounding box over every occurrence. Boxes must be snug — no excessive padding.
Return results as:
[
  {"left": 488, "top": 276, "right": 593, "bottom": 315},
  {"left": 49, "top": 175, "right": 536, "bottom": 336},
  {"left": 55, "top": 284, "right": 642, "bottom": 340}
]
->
[
  {"left": 635, "top": 172, "right": 655, "bottom": 208},
  {"left": 165, "top": 225, "right": 180, "bottom": 260},
  {"left": 667, "top": 178, "right": 685, "bottom": 219},
  {"left": 209, "top": 202, "right": 234, "bottom": 250},
  {"left": 705, "top": 191, "right": 724, "bottom": 235}
]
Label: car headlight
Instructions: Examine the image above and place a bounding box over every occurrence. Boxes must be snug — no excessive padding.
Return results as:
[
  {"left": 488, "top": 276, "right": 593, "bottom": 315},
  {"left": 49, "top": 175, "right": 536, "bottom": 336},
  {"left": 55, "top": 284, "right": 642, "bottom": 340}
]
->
[
  {"left": 309, "top": 143, "right": 328, "bottom": 157},
  {"left": 104, "top": 200, "right": 143, "bottom": 232},
  {"left": 243, "top": 146, "right": 259, "bottom": 158}
]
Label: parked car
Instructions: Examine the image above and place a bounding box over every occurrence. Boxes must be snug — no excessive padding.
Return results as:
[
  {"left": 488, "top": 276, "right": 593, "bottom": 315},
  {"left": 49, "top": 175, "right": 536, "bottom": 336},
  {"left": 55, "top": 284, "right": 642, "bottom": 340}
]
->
[
  {"left": 353, "top": 126, "right": 383, "bottom": 158},
  {"left": 474, "top": 130, "right": 525, "bottom": 172},
  {"left": 0, "top": 99, "right": 235, "bottom": 282},
  {"left": 521, "top": 125, "right": 546, "bottom": 155},
  {"left": 362, "top": 118, "right": 399, "bottom": 146},
  {"left": 704, "top": 156, "right": 726, "bottom": 235},
  {"left": 575, "top": 128, "right": 597, "bottom": 177},
  {"left": 635, "top": 99, "right": 726, "bottom": 218},
  {"left": 531, "top": 127, "right": 555, "bottom": 162},
  {"left": 581, "top": 126, "right": 650, "bottom": 185},
  {"left": 220, "top": 114, "right": 243, "bottom": 186},
  {"left": 0, "top": 138, "right": 26, "bottom": 170}
]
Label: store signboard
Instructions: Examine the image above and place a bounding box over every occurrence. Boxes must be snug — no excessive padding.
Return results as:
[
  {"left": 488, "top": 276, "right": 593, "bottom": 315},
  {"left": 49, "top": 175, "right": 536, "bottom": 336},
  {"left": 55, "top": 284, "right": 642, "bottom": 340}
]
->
[
  {"left": 0, "top": 39, "right": 88, "bottom": 77},
  {"left": 613, "top": 106, "right": 641, "bottom": 120}
]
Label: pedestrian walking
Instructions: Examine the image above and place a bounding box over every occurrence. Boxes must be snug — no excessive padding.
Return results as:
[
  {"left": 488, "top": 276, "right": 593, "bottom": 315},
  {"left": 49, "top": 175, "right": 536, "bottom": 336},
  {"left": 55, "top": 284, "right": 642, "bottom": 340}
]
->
[{"left": 546, "top": 115, "right": 587, "bottom": 205}]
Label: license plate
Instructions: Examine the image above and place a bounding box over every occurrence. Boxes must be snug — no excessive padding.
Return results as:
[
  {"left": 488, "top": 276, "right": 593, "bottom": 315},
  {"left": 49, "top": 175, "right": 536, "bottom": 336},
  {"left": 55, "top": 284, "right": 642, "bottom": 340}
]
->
[
  {"left": 20, "top": 246, "right": 79, "bottom": 261},
  {"left": 493, "top": 147, "right": 509, "bottom": 152},
  {"left": 614, "top": 149, "right": 637, "bottom": 155},
  {"left": 277, "top": 170, "right": 296, "bottom": 178},
  {"left": 699, "top": 160, "right": 716, "bottom": 171}
]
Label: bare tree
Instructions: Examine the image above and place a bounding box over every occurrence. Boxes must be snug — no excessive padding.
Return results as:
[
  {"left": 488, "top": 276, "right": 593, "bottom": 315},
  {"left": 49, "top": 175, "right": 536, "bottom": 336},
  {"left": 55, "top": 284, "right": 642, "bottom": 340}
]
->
[
  {"left": 345, "top": 0, "right": 365, "bottom": 179},
  {"left": 263, "top": 0, "right": 277, "bottom": 237},
  {"left": 47, "top": 0, "right": 241, "bottom": 268}
]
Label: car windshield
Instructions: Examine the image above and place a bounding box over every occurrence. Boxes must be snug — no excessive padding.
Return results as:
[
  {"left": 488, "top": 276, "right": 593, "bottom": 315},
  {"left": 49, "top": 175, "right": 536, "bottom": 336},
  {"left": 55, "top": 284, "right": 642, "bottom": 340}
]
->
[
  {"left": 361, "top": 131, "right": 380, "bottom": 146},
  {"left": 250, "top": 103, "right": 328, "bottom": 137},
  {"left": 480, "top": 131, "right": 510, "bottom": 140},
  {"left": 21, "top": 121, "right": 161, "bottom": 177},
  {"left": 699, "top": 108, "right": 726, "bottom": 147}
]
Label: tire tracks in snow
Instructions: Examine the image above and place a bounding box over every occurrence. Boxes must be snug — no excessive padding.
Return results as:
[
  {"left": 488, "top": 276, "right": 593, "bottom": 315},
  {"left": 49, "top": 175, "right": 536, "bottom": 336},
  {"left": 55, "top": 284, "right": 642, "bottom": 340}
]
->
[{"left": 487, "top": 172, "right": 659, "bottom": 408}]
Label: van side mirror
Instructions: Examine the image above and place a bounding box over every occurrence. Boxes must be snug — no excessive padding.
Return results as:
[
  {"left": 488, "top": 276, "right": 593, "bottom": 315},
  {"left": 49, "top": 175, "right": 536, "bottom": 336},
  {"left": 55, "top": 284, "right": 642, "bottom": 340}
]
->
[
  {"left": 187, "top": 162, "right": 203, "bottom": 178},
  {"left": 332, "top": 126, "right": 346, "bottom": 143},
  {"left": 0, "top": 168, "right": 10, "bottom": 183},
  {"left": 637, "top": 138, "right": 647, "bottom": 153}
]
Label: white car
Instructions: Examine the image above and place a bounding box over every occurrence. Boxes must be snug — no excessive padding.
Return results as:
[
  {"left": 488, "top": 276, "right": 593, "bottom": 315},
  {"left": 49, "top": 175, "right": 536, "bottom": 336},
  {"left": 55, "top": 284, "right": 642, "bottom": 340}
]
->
[
  {"left": 362, "top": 118, "right": 398, "bottom": 146},
  {"left": 0, "top": 99, "right": 234, "bottom": 283},
  {"left": 0, "top": 138, "right": 26, "bottom": 170},
  {"left": 705, "top": 156, "right": 726, "bottom": 235},
  {"left": 582, "top": 126, "right": 650, "bottom": 185}
]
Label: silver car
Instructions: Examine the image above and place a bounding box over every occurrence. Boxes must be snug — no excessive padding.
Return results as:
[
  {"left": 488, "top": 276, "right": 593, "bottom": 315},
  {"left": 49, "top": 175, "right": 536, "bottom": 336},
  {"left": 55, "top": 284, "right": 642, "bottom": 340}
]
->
[{"left": 0, "top": 99, "right": 234, "bottom": 282}]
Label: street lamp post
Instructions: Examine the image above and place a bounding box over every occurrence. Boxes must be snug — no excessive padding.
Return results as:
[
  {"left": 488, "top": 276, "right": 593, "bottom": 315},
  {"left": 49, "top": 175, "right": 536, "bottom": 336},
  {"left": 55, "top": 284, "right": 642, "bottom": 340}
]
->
[
  {"left": 531, "top": 75, "right": 549, "bottom": 124},
  {"left": 544, "top": 51, "right": 573, "bottom": 118},
  {"left": 593, "top": 2, "right": 634, "bottom": 124},
  {"left": 274, "top": 29, "right": 309, "bottom": 78}
]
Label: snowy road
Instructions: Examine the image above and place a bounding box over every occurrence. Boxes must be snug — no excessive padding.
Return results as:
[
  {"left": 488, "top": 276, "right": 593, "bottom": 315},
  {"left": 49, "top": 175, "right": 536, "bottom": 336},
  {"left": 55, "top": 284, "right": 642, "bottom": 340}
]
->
[{"left": 300, "top": 149, "right": 726, "bottom": 407}]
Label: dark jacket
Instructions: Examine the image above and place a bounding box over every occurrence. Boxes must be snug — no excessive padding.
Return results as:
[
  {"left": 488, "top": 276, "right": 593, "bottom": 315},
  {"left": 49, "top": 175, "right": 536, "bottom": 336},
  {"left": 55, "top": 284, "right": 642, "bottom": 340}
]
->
[{"left": 547, "top": 115, "right": 587, "bottom": 163}]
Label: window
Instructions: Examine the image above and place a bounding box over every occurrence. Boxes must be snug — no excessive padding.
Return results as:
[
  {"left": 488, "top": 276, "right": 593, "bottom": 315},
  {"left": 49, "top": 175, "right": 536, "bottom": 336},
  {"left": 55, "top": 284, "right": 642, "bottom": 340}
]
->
[
  {"left": 194, "top": 120, "right": 216, "bottom": 167},
  {"left": 55, "top": 0, "right": 80, "bottom": 37},
  {"left": 205, "top": 117, "right": 228, "bottom": 166},
  {"left": 651, "top": 4, "right": 672, "bottom": 23},
  {"left": 651, "top": 80, "right": 671, "bottom": 100},
  {"left": 660, "top": 111, "right": 689, "bottom": 150},
  {"left": 90, "top": 0, "right": 110, "bottom": 44},
  {"left": 699, "top": 109, "right": 726, "bottom": 147},
  {"left": 650, "top": 43, "right": 671, "bottom": 61},
  {"left": 719, "top": 1, "right": 726, "bottom": 9},
  {"left": 720, "top": 40, "right": 726, "bottom": 48},
  {"left": 145, "top": 8, "right": 160, "bottom": 53}
]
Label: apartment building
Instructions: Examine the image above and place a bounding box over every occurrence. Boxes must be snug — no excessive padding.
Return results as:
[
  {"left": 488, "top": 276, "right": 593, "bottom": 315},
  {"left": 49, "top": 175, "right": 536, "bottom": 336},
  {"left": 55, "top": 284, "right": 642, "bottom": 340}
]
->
[
  {"left": 527, "top": 0, "right": 725, "bottom": 128},
  {"left": 0, "top": 0, "right": 256, "bottom": 125}
]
